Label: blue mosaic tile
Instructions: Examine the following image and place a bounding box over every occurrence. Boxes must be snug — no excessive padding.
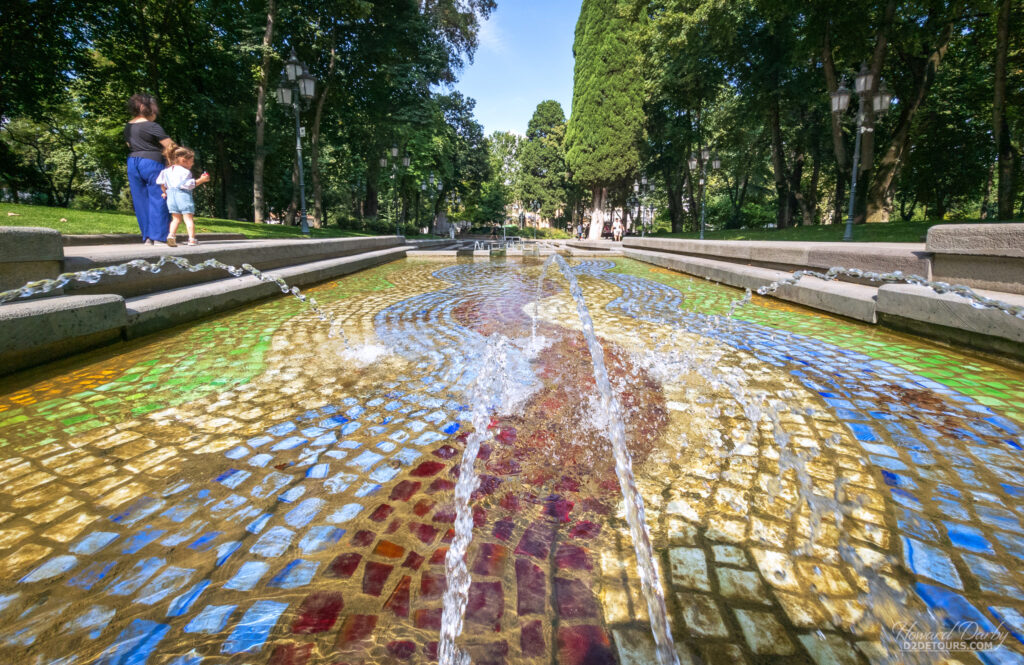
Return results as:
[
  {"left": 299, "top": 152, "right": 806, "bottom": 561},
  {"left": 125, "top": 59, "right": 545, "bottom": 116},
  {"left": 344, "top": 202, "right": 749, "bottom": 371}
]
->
[
  {"left": 250, "top": 527, "right": 293, "bottom": 558},
  {"left": 903, "top": 537, "right": 963, "bottom": 589},
  {"left": 251, "top": 472, "right": 291, "bottom": 499},
  {"left": 215, "top": 468, "right": 250, "bottom": 489},
  {"left": 270, "top": 436, "right": 307, "bottom": 452},
  {"left": 94, "top": 619, "right": 169, "bottom": 665},
  {"left": 224, "top": 561, "right": 270, "bottom": 591},
  {"left": 247, "top": 435, "right": 273, "bottom": 448},
  {"left": 977, "top": 506, "right": 1024, "bottom": 534},
  {"left": 944, "top": 522, "right": 996, "bottom": 555},
  {"left": 267, "top": 421, "right": 297, "bottom": 436},
  {"left": 285, "top": 498, "right": 324, "bottom": 528},
  {"left": 278, "top": 486, "right": 306, "bottom": 503},
  {"left": 268, "top": 559, "right": 319, "bottom": 589},
  {"left": 221, "top": 600, "right": 288, "bottom": 654},
  {"left": 111, "top": 497, "right": 165, "bottom": 526},
  {"left": 64, "top": 605, "right": 115, "bottom": 640},
  {"left": 299, "top": 526, "right": 345, "bottom": 553},
  {"left": 224, "top": 446, "right": 249, "bottom": 460},
  {"left": 184, "top": 604, "right": 236, "bottom": 634},
  {"left": 21, "top": 555, "right": 78, "bottom": 583},
  {"left": 67, "top": 561, "right": 117, "bottom": 590},
  {"left": 368, "top": 465, "right": 401, "bottom": 483},
  {"left": 961, "top": 554, "right": 1024, "bottom": 600},
  {"left": 166, "top": 580, "right": 210, "bottom": 617},
  {"left": 215, "top": 541, "right": 241, "bottom": 566},
  {"left": 134, "top": 566, "right": 194, "bottom": 605},
  {"left": 106, "top": 557, "right": 165, "bottom": 596},
  {"left": 70, "top": 531, "right": 119, "bottom": 556},
  {"left": 248, "top": 453, "right": 273, "bottom": 467}
]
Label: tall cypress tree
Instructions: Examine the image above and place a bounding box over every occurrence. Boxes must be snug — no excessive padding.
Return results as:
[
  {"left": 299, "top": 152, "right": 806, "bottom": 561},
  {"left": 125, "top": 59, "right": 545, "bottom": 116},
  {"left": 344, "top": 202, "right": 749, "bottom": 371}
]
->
[{"left": 565, "top": 0, "right": 643, "bottom": 239}]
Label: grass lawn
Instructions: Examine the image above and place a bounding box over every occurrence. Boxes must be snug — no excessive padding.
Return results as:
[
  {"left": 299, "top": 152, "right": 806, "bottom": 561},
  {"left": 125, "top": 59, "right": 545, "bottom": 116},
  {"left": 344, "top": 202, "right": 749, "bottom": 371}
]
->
[
  {"left": 0, "top": 202, "right": 376, "bottom": 239},
  {"left": 650, "top": 218, "right": 1020, "bottom": 243}
]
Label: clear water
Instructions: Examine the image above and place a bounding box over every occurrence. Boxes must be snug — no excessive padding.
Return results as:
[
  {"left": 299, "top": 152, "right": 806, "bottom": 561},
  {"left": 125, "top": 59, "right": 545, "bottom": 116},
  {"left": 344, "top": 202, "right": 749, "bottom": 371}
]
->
[{"left": 0, "top": 257, "right": 1022, "bottom": 665}]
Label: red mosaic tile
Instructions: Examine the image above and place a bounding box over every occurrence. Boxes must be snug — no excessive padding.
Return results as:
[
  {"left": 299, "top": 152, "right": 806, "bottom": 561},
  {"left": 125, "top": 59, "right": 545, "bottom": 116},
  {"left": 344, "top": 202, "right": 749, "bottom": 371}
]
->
[
  {"left": 474, "top": 505, "right": 487, "bottom": 527},
  {"left": 351, "top": 530, "right": 374, "bottom": 547},
  {"left": 495, "top": 426, "right": 517, "bottom": 445},
  {"left": 269, "top": 643, "right": 313, "bottom": 665},
  {"left": 516, "top": 558, "right": 546, "bottom": 615},
  {"left": 327, "top": 553, "right": 362, "bottom": 578},
  {"left": 433, "top": 509, "right": 455, "bottom": 523},
  {"left": 433, "top": 445, "right": 457, "bottom": 459},
  {"left": 579, "top": 497, "right": 610, "bottom": 515},
  {"left": 386, "top": 641, "right": 415, "bottom": 660},
  {"left": 413, "top": 499, "right": 434, "bottom": 516},
  {"left": 520, "top": 620, "right": 545, "bottom": 657},
  {"left": 291, "top": 591, "right": 344, "bottom": 634},
  {"left": 486, "top": 457, "right": 522, "bottom": 475},
  {"left": 557, "top": 625, "right": 615, "bottom": 665},
  {"left": 556, "top": 476, "right": 581, "bottom": 492},
  {"left": 411, "top": 460, "right": 445, "bottom": 477},
  {"left": 420, "top": 571, "right": 447, "bottom": 599},
  {"left": 555, "top": 577, "right": 599, "bottom": 619},
  {"left": 425, "top": 642, "right": 439, "bottom": 660},
  {"left": 515, "top": 522, "right": 555, "bottom": 559},
  {"left": 373, "top": 540, "right": 404, "bottom": 559},
  {"left": 466, "top": 580, "right": 504, "bottom": 628},
  {"left": 544, "top": 496, "right": 574, "bottom": 523},
  {"left": 477, "top": 443, "right": 492, "bottom": 460},
  {"left": 389, "top": 480, "right": 421, "bottom": 502},
  {"left": 408, "top": 522, "right": 439, "bottom": 544},
  {"left": 498, "top": 493, "right": 519, "bottom": 512},
  {"left": 384, "top": 575, "right": 411, "bottom": 617},
  {"left": 430, "top": 547, "right": 448, "bottom": 565},
  {"left": 336, "top": 614, "right": 378, "bottom": 650},
  {"left": 369, "top": 504, "right": 393, "bottom": 522},
  {"left": 442, "top": 528, "right": 455, "bottom": 544},
  {"left": 568, "top": 520, "right": 601, "bottom": 540},
  {"left": 401, "top": 551, "right": 424, "bottom": 570},
  {"left": 492, "top": 519, "right": 515, "bottom": 542},
  {"left": 427, "top": 478, "right": 455, "bottom": 493},
  {"left": 385, "top": 519, "right": 401, "bottom": 534},
  {"left": 415, "top": 607, "right": 442, "bottom": 630},
  {"left": 361, "top": 561, "right": 393, "bottom": 596},
  {"left": 471, "top": 543, "right": 509, "bottom": 577},
  {"left": 555, "top": 544, "right": 592, "bottom": 571},
  {"left": 473, "top": 475, "right": 502, "bottom": 498}
]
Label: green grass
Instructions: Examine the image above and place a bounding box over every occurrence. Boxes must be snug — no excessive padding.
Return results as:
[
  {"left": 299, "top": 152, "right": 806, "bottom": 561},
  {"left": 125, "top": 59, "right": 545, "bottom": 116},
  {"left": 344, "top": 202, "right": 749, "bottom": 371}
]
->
[
  {"left": 651, "top": 218, "right": 1020, "bottom": 243},
  {"left": 0, "top": 202, "right": 373, "bottom": 239}
]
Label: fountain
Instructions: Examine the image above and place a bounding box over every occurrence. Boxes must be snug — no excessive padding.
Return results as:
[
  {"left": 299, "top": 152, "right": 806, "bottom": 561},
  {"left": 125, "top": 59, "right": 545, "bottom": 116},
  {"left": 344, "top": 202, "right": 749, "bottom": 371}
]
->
[{"left": 0, "top": 252, "right": 1021, "bottom": 665}]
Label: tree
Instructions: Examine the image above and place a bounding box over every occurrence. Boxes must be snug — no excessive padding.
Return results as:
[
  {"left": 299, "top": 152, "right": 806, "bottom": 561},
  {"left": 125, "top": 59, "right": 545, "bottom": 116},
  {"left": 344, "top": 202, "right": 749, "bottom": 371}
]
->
[
  {"left": 519, "top": 100, "right": 568, "bottom": 223},
  {"left": 565, "top": 0, "right": 644, "bottom": 240},
  {"left": 252, "top": 0, "right": 276, "bottom": 224}
]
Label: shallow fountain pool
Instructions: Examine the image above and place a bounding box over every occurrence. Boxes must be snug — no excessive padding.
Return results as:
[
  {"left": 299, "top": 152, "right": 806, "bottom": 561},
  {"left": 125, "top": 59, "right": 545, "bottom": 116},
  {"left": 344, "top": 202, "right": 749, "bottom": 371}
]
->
[{"left": 0, "top": 257, "right": 1022, "bottom": 665}]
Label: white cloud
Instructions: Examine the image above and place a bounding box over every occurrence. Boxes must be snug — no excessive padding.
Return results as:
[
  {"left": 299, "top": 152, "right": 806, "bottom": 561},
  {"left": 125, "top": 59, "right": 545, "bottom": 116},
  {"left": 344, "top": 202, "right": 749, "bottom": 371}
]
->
[{"left": 477, "top": 16, "right": 506, "bottom": 54}]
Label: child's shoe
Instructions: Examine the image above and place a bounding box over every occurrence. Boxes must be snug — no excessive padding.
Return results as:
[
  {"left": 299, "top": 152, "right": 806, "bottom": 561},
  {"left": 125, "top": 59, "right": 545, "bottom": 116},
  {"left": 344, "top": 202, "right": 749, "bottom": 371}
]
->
[
  {"left": 187, "top": 238, "right": 199, "bottom": 246},
  {"left": 166, "top": 235, "right": 177, "bottom": 247}
]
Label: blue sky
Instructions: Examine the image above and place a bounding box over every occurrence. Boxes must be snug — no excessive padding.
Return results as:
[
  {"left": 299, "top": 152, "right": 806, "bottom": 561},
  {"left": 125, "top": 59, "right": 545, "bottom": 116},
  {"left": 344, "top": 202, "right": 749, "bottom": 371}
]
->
[{"left": 453, "top": 1, "right": 583, "bottom": 137}]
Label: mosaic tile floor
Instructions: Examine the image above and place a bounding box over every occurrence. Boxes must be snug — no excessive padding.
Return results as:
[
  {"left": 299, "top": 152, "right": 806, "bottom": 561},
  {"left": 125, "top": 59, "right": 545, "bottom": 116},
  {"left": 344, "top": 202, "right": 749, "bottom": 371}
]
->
[{"left": 0, "top": 257, "right": 1022, "bottom": 665}]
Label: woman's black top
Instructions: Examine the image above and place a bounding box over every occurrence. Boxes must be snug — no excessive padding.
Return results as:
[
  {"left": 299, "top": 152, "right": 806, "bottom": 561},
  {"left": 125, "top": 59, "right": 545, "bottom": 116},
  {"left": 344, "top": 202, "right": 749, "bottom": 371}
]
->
[{"left": 124, "top": 121, "right": 170, "bottom": 163}]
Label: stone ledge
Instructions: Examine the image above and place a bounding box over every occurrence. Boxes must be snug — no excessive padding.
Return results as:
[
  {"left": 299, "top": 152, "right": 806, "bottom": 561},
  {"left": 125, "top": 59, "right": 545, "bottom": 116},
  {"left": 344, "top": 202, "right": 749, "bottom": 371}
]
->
[
  {"left": 0, "top": 294, "right": 126, "bottom": 375},
  {"left": 64, "top": 235, "right": 404, "bottom": 298},
  {"left": 876, "top": 284, "right": 1024, "bottom": 358},
  {"left": 624, "top": 237, "right": 929, "bottom": 282},
  {"left": 624, "top": 248, "right": 878, "bottom": 323},
  {"left": 0, "top": 226, "right": 64, "bottom": 294},
  {"left": 63, "top": 232, "right": 247, "bottom": 246},
  {"left": 125, "top": 246, "right": 408, "bottom": 338},
  {"left": 926, "top": 223, "right": 1024, "bottom": 258}
]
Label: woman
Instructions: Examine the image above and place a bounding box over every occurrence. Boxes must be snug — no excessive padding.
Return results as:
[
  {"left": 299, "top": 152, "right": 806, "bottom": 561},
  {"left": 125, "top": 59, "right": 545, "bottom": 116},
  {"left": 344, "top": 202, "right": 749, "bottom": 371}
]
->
[{"left": 124, "top": 94, "right": 175, "bottom": 244}]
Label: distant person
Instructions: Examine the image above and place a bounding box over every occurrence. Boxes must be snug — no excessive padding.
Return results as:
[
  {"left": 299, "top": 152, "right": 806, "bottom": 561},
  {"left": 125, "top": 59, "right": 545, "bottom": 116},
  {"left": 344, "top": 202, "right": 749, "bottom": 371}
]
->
[
  {"left": 124, "top": 93, "right": 176, "bottom": 245},
  {"left": 612, "top": 218, "right": 623, "bottom": 242},
  {"left": 157, "top": 146, "right": 210, "bottom": 246}
]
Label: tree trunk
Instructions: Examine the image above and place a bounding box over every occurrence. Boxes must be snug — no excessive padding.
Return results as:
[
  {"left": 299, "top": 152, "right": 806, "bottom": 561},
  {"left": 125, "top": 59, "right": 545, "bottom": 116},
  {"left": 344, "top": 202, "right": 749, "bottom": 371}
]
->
[
  {"left": 365, "top": 158, "right": 380, "bottom": 218},
  {"left": 768, "top": 98, "right": 790, "bottom": 229},
  {"left": 822, "top": 24, "right": 848, "bottom": 225},
  {"left": 856, "top": 0, "right": 898, "bottom": 223},
  {"left": 285, "top": 155, "right": 298, "bottom": 225},
  {"left": 310, "top": 45, "right": 336, "bottom": 229},
  {"left": 788, "top": 145, "right": 805, "bottom": 226},
  {"left": 252, "top": 0, "right": 275, "bottom": 224},
  {"left": 866, "top": 4, "right": 961, "bottom": 222},
  {"left": 664, "top": 164, "right": 682, "bottom": 233},
  {"left": 994, "top": 0, "right": 1016, "bottom": 219},
  {"left": 588, "top": 187, "right": 606, "bottom": 240},
  {"left": 799, "top": 148, "right": 820, "bottom": 225},
  {"left": 981, "top": 162, "right": 994, "bottom": 219}
]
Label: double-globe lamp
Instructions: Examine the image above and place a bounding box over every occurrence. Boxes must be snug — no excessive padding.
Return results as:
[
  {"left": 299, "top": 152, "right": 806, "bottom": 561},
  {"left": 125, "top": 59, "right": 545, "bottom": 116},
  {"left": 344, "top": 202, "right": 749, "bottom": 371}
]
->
[
  {"left": 275, "top": 47, "right": 316, "bottom": 234},
  {"left": 831, "top": 63, "right": 892, "bottom": 241}
]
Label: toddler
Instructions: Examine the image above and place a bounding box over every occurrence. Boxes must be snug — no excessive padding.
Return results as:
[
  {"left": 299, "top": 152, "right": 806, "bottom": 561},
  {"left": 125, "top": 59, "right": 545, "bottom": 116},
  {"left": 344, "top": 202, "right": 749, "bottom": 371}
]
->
[{"left": 157, "top": 145, "right": 210, "bottom": 246}]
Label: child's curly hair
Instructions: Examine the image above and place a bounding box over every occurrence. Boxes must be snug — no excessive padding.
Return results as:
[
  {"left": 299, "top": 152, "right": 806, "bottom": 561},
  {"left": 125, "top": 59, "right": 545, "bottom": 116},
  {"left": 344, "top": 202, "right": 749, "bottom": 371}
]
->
[{"left": 163, "top": 144, "right": 195, "bottom": 166}]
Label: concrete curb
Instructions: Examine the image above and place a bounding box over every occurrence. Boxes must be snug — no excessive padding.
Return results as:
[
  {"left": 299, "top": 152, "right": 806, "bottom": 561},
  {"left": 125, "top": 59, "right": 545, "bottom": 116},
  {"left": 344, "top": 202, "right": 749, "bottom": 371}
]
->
[
  {"left": 64, "top": 232, "right": 247, "bottom": 246},
  {"left": 125, "top": 246, "right": 408, "bottom": 339},
  {"left": 624, "top": 248, "right": 878, "bottom": 323},
  {"left": 0, "top": 294, "right": 126, "bottom": 374}
]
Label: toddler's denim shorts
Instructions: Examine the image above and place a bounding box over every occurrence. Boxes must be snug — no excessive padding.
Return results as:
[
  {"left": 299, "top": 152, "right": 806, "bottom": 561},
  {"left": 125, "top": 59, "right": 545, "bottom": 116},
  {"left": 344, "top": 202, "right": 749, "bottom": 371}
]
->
[{"left": 166, "top": 188, "right": 195, "bottom": 214}]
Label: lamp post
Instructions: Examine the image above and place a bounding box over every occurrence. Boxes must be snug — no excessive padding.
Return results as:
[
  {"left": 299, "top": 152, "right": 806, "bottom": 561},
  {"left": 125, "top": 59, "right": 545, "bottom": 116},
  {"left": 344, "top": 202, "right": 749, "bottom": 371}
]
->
[
  {"left": 380, "top": 145, "right": 410, "bottom": 236},
  {"left": 689, "top": 147, "right": 719, "bottom": 240},
  {"left": 275, "top": 48, "right": 316, "bottom": 235},
  {"left": 832, "top": 63, "right": 892, "bottom": 241}
]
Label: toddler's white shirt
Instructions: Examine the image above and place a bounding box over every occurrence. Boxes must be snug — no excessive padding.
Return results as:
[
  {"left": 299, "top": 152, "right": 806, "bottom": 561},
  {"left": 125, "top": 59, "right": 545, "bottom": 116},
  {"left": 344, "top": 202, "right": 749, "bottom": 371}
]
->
[{"left": 156, "top": 165, "right": 196, "bottom": 191}]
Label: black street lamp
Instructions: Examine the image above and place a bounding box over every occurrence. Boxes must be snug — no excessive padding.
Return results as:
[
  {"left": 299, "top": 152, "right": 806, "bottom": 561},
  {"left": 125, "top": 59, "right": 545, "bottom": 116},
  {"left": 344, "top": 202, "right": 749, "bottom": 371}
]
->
[
  {"left": 380, "top": 146, "right": 410, "bottom": 236},
  {"left": 689, "top": 146, "right": 718, "bottom": 240},
  {"left": 831, "top": 63, "right": 892, "bottom": 241},
  {"left": 275, "top": 47, "right": 316, "bottom": 235}
]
